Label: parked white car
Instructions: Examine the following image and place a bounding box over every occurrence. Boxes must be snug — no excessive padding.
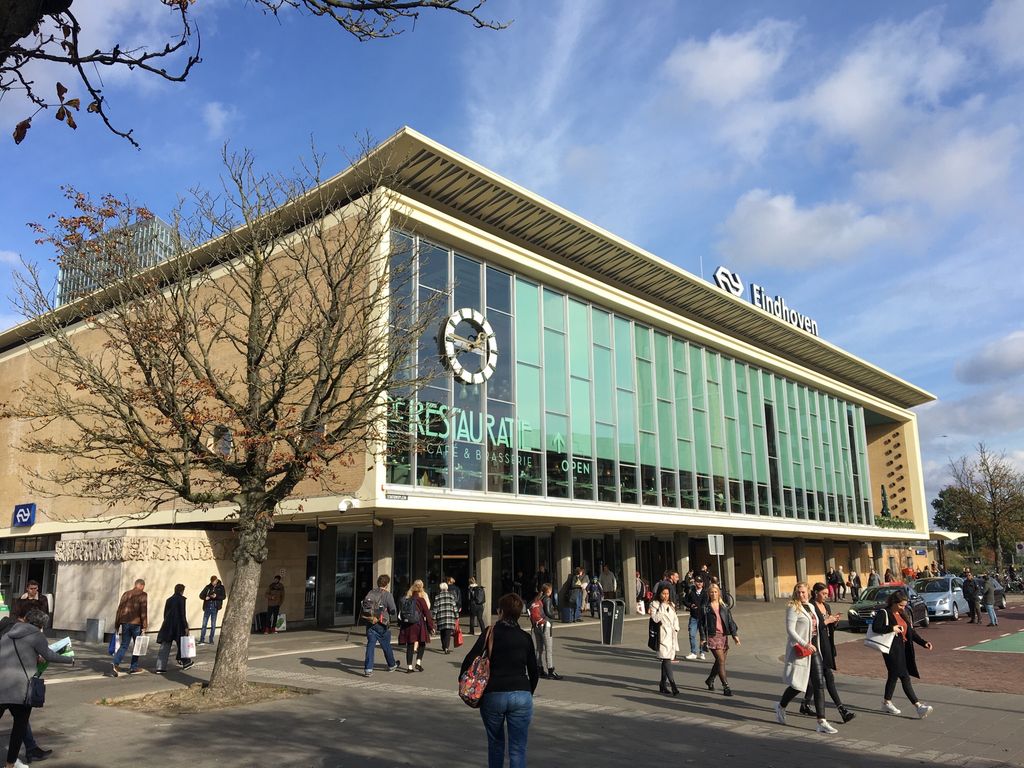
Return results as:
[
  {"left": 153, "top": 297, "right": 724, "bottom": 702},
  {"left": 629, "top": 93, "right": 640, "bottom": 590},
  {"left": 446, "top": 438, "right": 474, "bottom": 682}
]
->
[{"left": 913, "top": 577, "right": 970, "bottom": 620}]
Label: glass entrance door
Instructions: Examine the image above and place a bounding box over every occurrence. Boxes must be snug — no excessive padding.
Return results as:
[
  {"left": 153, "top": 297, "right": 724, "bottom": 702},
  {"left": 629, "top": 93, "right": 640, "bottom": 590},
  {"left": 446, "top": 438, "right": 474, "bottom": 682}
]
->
[{"left": 334, "top": 531, "right": 374, "bottom": 624}]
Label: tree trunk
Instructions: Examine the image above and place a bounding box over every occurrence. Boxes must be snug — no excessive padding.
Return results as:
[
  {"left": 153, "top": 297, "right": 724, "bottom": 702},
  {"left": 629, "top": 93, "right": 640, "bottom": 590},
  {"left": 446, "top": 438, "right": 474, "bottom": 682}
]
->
[{"left": 209, "top": 556, "right": 262, "bottom": 690}]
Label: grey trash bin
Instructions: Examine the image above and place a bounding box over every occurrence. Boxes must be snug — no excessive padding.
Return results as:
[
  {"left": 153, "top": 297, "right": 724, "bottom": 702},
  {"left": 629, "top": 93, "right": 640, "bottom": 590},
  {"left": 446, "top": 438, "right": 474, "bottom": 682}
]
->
[
  {"left": 85, "top": 617, "right": 105, "bottom": 644},
  {"left": 600, "top": 598, "right": 625, "bottom": 645}
]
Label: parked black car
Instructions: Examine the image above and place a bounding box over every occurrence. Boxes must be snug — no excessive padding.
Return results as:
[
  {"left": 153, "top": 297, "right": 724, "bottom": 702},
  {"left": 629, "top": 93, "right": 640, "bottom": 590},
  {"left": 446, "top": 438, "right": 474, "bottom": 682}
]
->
[{"left": 846, "top": 584, "right": 929, "bottom": 630}]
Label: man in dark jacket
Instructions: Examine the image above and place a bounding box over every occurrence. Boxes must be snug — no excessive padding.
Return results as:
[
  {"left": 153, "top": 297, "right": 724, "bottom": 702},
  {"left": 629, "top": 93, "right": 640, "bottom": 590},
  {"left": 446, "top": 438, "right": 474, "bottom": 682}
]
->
[
  {"left": 466, "top": 576, "right": 486, "bottom": 635},
  {"left": 684, "top": 576, "right": 708, "bottom": 660},
  {"left": 155, "top": 584, "right": 192, "bottom": 672},
  {"left": 982, "top": 574, "right": 999, "bottom": 626},
  {"left": 961, "top": 570, "right": 980, "bottom": 623},
  {"left": 198, "top": 575, "right": 226, "bottom": 644},
  {"left": 15, "top": 580, "right": 48, "bottom": 618},
  {"left": 361, "top": 575, "right": 399, "bottom": 676}
]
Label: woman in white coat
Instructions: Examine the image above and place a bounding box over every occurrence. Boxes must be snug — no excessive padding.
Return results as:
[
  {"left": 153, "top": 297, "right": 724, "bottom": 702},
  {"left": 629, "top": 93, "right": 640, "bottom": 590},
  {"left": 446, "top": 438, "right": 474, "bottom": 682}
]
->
[
  {"left": 649, "top": 585, "right": 680, "bottom": 696},
  {"left": 774, "top": 582, "right": 838, "bottom": 735}
]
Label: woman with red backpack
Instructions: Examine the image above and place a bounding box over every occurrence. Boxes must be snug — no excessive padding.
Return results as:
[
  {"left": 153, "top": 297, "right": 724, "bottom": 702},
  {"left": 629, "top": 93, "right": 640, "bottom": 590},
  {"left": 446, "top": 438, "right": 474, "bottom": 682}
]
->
[{"left": 528, "top": 584, "right": 562, "bottom": 680}]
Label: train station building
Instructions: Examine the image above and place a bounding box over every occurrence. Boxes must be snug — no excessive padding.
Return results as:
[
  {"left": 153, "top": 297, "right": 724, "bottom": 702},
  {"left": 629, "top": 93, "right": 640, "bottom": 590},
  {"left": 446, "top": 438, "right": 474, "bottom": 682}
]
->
[{"left": 0, "top": 128, "right": 936, "bottom": 631}]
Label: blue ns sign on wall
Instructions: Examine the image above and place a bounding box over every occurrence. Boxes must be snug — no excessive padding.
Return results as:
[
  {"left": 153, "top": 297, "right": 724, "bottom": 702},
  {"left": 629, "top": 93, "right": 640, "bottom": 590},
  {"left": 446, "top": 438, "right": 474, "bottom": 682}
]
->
[{"left": 12, "top": 503, "right": 36, "bottom": 528}]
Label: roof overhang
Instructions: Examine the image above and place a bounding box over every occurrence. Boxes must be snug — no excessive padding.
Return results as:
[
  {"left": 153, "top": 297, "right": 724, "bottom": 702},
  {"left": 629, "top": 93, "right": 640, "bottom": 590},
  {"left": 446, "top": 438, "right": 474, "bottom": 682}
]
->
[
  {"left": 0, "top": 126, "right": 936, "bottom": 410},
  {"left": 930, "top": 530, "right": 969, "bottom": 543}
]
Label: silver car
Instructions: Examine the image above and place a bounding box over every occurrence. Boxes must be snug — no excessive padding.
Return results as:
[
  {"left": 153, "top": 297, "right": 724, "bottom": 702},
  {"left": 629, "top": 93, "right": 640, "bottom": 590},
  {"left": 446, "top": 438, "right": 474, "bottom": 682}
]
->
[{"left": 914, "top": 577, "right": 970, "bottom": 620}]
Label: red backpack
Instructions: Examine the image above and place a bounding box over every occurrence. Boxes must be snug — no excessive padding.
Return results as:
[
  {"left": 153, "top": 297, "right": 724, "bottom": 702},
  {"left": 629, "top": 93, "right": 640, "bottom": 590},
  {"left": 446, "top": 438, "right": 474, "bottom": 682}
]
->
[{"left": 529, "top": 598, "right": 545, "bottom": 627}]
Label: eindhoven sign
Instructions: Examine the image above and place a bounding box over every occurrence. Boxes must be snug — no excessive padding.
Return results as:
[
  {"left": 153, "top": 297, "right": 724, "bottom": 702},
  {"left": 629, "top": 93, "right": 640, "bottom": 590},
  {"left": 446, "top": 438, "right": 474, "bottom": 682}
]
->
[{"left": 712, "top": 265, "right": 820, "bottom": 337}]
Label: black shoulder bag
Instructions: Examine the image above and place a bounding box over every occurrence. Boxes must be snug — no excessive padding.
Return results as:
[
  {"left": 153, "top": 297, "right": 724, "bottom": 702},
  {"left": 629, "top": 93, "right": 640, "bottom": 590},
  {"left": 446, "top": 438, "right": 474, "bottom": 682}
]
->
[{"left": 14, "top": 638, "right": 45, "bottom": 708}]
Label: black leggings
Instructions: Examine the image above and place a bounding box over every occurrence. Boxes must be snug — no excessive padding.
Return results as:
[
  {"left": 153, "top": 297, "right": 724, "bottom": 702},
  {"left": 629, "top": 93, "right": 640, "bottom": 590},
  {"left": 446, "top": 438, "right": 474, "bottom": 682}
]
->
[
  {"left": 659, "top": 658, "right": 676, "bottom": 688},
  {"left": 1, "top": 704, "right": 31, "bottom": 764},
  {"left": 707, "top": 648, "right": 729, "bottom": 685},
  {"left": 884, "top": 671, "right": 919, "bottom": 704},
  {"left": 805, "top": 663, "right": 844, "bottom": 708},
  {"left": 405, "top": 642, "right": 426, "bottom": 666},
  {"left": 781, "top": 653, "right": 825, "bottom": 718}
]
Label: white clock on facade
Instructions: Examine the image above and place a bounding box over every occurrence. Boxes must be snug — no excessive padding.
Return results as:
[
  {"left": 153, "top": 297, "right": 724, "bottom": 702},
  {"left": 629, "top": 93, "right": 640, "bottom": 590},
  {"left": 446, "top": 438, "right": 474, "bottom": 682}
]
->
[{"left": 441, "top": 308, "right": 498, "bottom": 385}]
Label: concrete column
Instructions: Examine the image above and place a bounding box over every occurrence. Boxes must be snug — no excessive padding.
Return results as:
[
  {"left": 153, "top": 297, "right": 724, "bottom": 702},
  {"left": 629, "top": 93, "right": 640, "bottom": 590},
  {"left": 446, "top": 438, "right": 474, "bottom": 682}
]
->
[
  {"left": 722, "top": 534, "right": 736, "bottom": 599},
  {"left": 872, "top": 541, "right": 884, "bottom": 577},
  {"left": 411, "top": 527, "right": 428, "bottom": 582},
  {"left": 373, "top": 517, "right": 394, "bottom": 585},
  {"left": 474, "top": 522, "right": 494, "bottom": 620},
  {"left": 316, "top": 525, "right": 338, "bottom": 628},
  {"left": 794, "top": 538, "right": 807, "bottom": 584},
  {"left": 554, "top": 525, "right": 573, "bottom": 597},
  {"left": 674, "top": 531, "right": 690, "bottom": 578},
  {"left": 759, "top": 536, "right": 776, "bottom": 602},
  {"left": 848, "top": 541, "right": 862, "bottom": 575},
  {"left": 620, "top": 529, "right": 637, "bottom": 604},
  {"left": 823, "top": 539, "right": 836, "bottom": 571}
]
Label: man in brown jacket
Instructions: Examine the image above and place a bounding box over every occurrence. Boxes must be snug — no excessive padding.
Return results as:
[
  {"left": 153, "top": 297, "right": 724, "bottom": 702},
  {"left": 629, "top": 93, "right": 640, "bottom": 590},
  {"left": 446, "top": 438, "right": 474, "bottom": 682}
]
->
[
  {"left": 264, "top": 574, "right": 285, "bottom": 634},
  {"left": 112, "top": 578, "right": 148, "bottom": 675}
]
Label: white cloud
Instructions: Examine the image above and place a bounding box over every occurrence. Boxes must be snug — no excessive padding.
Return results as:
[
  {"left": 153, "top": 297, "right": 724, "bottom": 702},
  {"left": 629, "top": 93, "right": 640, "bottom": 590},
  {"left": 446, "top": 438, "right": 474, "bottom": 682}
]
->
[
  {"left": 717, "top": 189, "right": 893, "bottom": 268},
  {"left": 857, "top": 126, "right": 1019, "bottom": 211},
  {"left": 955, "top": 329, "right": 1024, "bottom": 384},
  {"left": 918, "top": 391, "right": 1024, "bottom": 442},
  {"left": 664, "top": 19, "right": 796, "bottom": 108},
  {"left": 0, "top": 250, "right": 20, "bottom": 265},
  {"left": 202, "top": 102, "right": 237, "bottom": 141},
  {"left": 974, "top": 0, "right": 1024, "bottom": 70}
]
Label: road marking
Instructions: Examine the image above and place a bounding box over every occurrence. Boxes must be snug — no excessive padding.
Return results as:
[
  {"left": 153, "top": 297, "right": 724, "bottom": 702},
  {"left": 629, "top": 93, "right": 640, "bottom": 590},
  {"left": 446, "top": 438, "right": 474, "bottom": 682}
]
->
[
  {"left": 248, "top": 643, "right": 357, "bottom": 661},
  {"left": 1000, "top": 633, "right": 1011, "bottom": 638},
  {"left": 953, "top": 646, "right": 966, "bottom": 651},
  {"left": 978, "top": 638, "right": 991, "bottom": 643}
]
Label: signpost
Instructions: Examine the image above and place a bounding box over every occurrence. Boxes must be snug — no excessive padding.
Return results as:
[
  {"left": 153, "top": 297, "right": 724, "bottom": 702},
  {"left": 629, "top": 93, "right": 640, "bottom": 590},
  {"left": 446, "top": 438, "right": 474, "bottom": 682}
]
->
[{"left": 708, "top": 534, "right": 725, "bottom": 588}]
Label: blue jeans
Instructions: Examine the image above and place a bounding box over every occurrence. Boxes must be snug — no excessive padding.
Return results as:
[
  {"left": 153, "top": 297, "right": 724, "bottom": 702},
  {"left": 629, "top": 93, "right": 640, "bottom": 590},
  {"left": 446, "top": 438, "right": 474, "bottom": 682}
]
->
[
  {"left": 201, "top": 604, "right": 219, "bottom": 642},
  {"left": 364, "top": 623, "right": 396, "bottom": 672},
  {"left": 571, "top": 590, "right": 583, "bottom": 621},
  {"left": 688, "top": 615, "right": 700, "bottom": 655},
  {"left": 113, "top": 623, "right": 143, "bottom": 670},
  {"left": 986, "top": 604, "right": 998, "bottom": 625},
  {"left": 479, "top": 690, "right": 533, "bottom": 768}
]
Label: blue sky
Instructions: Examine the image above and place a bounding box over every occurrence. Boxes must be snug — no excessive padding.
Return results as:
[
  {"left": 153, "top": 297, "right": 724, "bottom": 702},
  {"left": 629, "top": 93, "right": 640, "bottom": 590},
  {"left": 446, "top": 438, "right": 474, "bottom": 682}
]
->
[{"left": 2, "top": 0, "right": 1023, "bottom": 508}]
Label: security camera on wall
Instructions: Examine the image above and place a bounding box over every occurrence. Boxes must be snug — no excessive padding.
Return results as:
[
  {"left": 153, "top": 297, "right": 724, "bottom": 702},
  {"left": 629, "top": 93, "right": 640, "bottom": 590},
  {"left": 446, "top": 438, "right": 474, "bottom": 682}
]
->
[{"left": 338, "top": 499, "right": 353, "bottom": 513}]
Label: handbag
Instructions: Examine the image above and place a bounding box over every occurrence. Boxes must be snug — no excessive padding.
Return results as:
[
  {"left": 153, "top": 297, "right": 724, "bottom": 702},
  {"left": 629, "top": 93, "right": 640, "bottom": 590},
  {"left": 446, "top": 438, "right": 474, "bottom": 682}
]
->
[
  {"left": 14, "top": 639, "right": 46, "bottom": 708},
  {"left": 792, "top": 643, "right": 813, "bottom": 658},
  {"left": 647, "top": 617, "right": 660, "bottom": 652},
  {"left": 864, "top": 626, "right": 896, "bottom": 654},
  {"left": 458, "top": 627, "right": 494, "bottom": 708},
  {"left": 454, "top": 623, "right": 464, "bottom": 648},
  {"left": 180, "top": 635, "right": 197, "bottom": 659},
  {"left": 107, "top": 632, "right": 120, "bottom": 656},
  {"left": 131, "top": 634, "right": 151, "bottom": 656}
]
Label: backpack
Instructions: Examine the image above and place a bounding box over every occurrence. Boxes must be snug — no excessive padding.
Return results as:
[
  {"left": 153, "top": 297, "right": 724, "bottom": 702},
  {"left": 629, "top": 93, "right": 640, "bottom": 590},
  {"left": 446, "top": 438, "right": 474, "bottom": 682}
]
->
[
  {"left": 472, "top": 586, "right": 486, "bottom": 607},
  {"left": 528, "top": 598, "right": 545, "bottom": 627},
  {"left": 400, "top": 596, "right": 422, "bottom": 625},
  {"left": 360, "top": 589, "right": 387, "bottom": 627}
]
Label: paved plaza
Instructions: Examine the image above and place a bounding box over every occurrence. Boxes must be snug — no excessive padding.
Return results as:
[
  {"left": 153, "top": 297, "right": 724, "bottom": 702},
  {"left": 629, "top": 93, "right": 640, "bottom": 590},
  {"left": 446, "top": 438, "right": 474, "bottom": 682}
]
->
[{"left": 22, "top": 598, "right": 1024, "bottom": 768}]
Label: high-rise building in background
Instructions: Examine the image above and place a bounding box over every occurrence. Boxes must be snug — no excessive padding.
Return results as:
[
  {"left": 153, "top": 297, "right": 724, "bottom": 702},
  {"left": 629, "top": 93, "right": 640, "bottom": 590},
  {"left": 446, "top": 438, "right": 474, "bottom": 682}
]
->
[{"left": 56, "top": 216, "right": 176, "bottom": 305}]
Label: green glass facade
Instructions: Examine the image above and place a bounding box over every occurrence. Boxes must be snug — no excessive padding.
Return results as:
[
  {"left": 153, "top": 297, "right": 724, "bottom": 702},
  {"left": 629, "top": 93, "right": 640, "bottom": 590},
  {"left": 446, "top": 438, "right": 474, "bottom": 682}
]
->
[{"left": 386, "top": 232, "right": 873, "bottom": 526}]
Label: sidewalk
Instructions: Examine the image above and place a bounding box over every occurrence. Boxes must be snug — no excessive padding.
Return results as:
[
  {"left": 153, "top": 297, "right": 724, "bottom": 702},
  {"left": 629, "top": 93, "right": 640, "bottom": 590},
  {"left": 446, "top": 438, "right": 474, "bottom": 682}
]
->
[{"left": 27, "top": 601, "right": 1024, "bottom": 767}]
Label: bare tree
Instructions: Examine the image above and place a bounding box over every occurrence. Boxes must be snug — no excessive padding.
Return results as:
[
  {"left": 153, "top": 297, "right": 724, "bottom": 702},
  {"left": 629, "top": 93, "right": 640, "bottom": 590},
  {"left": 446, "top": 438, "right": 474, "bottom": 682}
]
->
[
  {"left": 945, "top": 444, "right": 1024, "bottom": 571},
  {"left": 2, "top": 0, "right": 507, "bottom": 147},
  {"left": 3, "top": 141, "right": 444, "bottom": 691}
]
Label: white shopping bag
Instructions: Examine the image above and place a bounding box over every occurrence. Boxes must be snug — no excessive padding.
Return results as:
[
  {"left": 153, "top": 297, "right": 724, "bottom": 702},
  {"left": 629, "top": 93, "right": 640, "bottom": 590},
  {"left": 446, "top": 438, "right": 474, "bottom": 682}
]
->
[
  {"left": 180, "top": 635, "right": 197, "bottom": 659},
  {"left": 131, "top": 634, "right": 151, "bottom": 656},
  {"left": 275, "top": 613, "right": 287, "bottom": 632}
]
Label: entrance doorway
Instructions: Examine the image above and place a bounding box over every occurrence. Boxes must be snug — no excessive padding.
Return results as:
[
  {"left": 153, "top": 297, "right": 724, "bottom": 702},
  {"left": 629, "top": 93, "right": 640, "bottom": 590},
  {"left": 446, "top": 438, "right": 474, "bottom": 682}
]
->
[
  {"left": 334, "top": 531, "right": 374, "bottom": 624},
  {"left": 498, "top": 534, "right": 551, "bottom": 600},
  {"left": 427, "top": 533, "right": 471, "bottom": 600}
]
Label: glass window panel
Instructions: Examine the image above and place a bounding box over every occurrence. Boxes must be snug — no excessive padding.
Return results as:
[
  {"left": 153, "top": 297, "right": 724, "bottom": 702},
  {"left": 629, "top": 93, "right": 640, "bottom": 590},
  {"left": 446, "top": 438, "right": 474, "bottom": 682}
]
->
[
  {"left": 693, "top": 409, "right": 709, "bottom": 473},
  {"left": 568, "top": 300, "right": 590, "bottom": 379},
  {"left": 657, "top": 401, "right": 676, "bottom": 470},
  {"left": 573, "top": 456, "right": 595, "bottom": 501},
  {"left": 486, "top": 311, "right": 513, "bottom": 402},
  {"left": 596, "top": 423, "right": 617, "bottom": 502},
  {"left": 516, "top": 364, "right": 542, "bottom": 451},
  {"left": 654, "top": 333, "right": 671, "bottom": 398},
  {"left": 454, "top": 253, "right": 481, "bottom": 310},
  {"left": 570, "top": 378, "right": 592, "bottom": 456},
  {"left": 453, "top": 439, "right": 484, "bottom": 491},
  {"left": 707, "top": 380, "right": 724, "bottom": 446},
  {"left": 689, "top": 346, "right": 705, "bottom": 409},
  {"left": 614, "top": 317, "right": 634, "bottom": 390},
  {"left": 660, "top": 470, "right": 678, "bottom": 508},
  {"left": 486, "top": 267, "right": 511, "bottom": 314},
  {"left": 418, "top": 241, "right": 448, "bottom": 290},
  {"left": 415, "top": 388, "right": 449, "bottom": 488},
  {"left": 544, "top": 329, "right": 567, "bottom": 414},
  {"left": 514, "top": 279, "right": 540, "bottom": 366},
  {"left": 543, "top": 288, "right": 565, "bottom": 331},
  {"left": 673, "top": 339, "right": 687, "bottom": 371},
  {"left": 546, "top": 412, "right": 569, "bottom": 498},
  {"left": 385, "top": 395, "right": 412, "bottom": 485},
  {"left": 679, "top": 465, "right": 695, "bottom": 508},
  {"left": 592, "top": 308, "right": 611, "bottom": 348},
  {"left": 637, "top": 359, "right": 655, "bottom": 432},
  {"left": 620, "top": 463, "right": 638, "bottom": 505},
  {"left": 418, "top": 286, "right": 446, "bottom": 386},
  {"left": 617, "top": 389, "right": 637, "bottom": 464},
  {"left": 675, "top": 368, "right": 692, "bottom": 441},
  {"left": 634, "top": 324, "right": 651, "bottom": 360},
  {"left": 593, "top": 347, "right": 614, "bottom": 409},
  {"left": 640, "top": 433, "right": 658, "bottom": 506},
  {"left": 487, "top": 399, "right": 515, "bottom": 493}
]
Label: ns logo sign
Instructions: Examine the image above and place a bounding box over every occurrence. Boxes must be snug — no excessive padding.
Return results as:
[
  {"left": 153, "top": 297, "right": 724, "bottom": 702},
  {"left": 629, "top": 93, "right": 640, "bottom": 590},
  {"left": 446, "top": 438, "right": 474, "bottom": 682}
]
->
[{"left": 713, "top": 265, "right": 744, "bottom": 297}]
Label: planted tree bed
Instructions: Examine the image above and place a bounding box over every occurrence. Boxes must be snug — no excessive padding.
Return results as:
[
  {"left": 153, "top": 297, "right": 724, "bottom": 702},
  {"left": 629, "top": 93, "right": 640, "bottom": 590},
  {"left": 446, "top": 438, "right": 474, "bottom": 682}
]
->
[{"left": 99, "top": 681, "right": 315, "bottom": 716}]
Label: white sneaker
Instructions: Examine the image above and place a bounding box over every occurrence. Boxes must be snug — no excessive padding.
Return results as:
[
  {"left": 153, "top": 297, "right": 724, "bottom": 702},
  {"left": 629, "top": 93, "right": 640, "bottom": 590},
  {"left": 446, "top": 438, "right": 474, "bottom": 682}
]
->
[
  {"left": 816, "top": 720, "right": 838, "bottom": 734},
  {"left": 882, "top": 700, "right": 901, "bottom": 715},
  {"left": 13, "top": 759, "right": 29, "bottom": 768},
  {"left": 774, "top": 703, "right": 786, "bottom": 725},
  {"left": 915, "top": 703, "right": 933, "bottom": 719},
  {"left": 684, "top": 653, "right": 697, "bottom": 660},
  {"left": 699, "top": 652, "right": 706, "bottom": 661}
]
